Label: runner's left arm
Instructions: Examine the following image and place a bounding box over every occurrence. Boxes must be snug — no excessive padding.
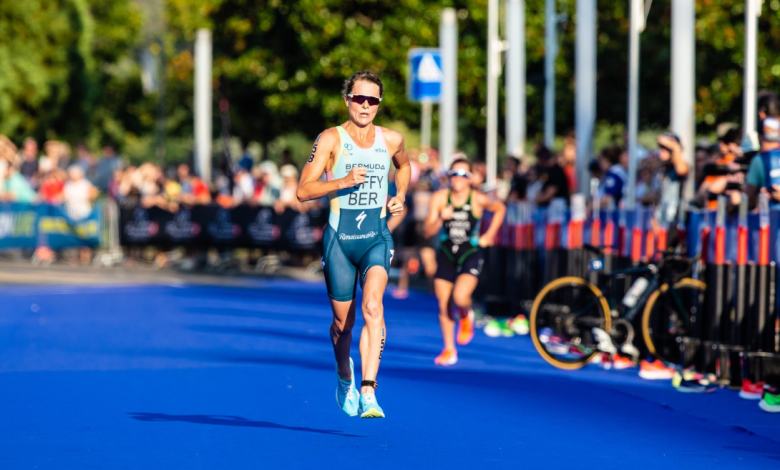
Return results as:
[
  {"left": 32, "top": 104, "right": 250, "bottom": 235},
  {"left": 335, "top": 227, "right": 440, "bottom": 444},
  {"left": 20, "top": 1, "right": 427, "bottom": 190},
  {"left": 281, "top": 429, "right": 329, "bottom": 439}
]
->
[
  {"left": 477, "top": 193, "right": 506, "bottom": 248},
  {"left": 386, "top": 130, "right": 410, "bottom": 217}
]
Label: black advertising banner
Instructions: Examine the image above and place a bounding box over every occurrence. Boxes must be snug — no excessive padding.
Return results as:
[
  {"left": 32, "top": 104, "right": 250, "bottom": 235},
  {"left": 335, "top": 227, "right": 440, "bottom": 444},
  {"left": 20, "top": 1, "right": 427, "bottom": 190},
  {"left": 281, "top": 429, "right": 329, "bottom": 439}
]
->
[{"left": 119, "top": 205, "right": 327, "bottom": 250}]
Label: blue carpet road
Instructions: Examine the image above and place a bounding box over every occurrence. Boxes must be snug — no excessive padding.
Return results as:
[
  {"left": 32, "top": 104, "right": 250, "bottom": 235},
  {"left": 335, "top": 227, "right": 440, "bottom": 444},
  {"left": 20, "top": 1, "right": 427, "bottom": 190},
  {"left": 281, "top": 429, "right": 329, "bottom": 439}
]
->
[{"left": 0, "top": 279, "right": 778, "bottom": 469}]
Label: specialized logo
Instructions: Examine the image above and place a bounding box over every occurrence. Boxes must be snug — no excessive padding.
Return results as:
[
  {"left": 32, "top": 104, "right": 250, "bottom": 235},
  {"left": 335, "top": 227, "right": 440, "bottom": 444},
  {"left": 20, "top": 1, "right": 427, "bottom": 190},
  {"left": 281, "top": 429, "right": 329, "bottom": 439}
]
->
[
  {"left": 389, "top": 249, "right": 394, "bottom": 264},
  {"left": 356, "top": 211, "right": 367, "bottom": 230}
]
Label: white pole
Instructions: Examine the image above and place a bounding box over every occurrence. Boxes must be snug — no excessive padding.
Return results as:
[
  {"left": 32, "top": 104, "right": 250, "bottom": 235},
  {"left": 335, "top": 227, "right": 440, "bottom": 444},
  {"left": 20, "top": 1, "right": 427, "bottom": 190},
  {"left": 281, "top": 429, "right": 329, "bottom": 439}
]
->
[
  {"left": 625, "top": 0, "right": 643, "bottom": 211},
  {"left": 194, "top": 28, "right": 213, "bottom": 183},
  {"left": 506, "top": 0, "right": 526, "bottom": 157},
  {"left": 439, "top": 9, "right": 458, "bottom": 169},
  {"left": 670, "top": 0, "right": 695, "bottom": 200},
  {"left": 575, "top": 0, "right": 597, "bottom": 195},
  {"left": 742, "top": 0, "right": 760, "bottom": 151},
  {"left": 486, "top": 0, "right": 500, "bottom": 186},
  {"left": 544, "top": 0, "right": 557, "bottom": 149},
  {"left": 421, "top": 102, "right": 432, "bottom": 150}
]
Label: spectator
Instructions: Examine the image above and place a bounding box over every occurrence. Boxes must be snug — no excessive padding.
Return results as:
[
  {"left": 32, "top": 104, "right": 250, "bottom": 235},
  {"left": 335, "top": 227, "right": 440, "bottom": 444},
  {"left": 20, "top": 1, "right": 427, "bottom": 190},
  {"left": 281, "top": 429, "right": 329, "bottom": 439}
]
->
[
  {"left": 471, "top": 160, "right": 488, "bottom": 193},
  {"left": 74, "top": 143, "right": 97, "bottom": 179},
  {"left": 176, "top": 163, "right": 211, "bottom": 205},
  {"left": 238, "top": 143, "right": 254, "bottom": 172},
  {"left": 0, "top": 136, "right": 35, "bottom": 203},
  {"left": 505, "top": 156, "right": 528, "bottom": 203},
  {"left": 19, "top": 137, "right": 39, "bottom": 185},
  {"left": 635, "top": 158, "right": 660, "bottom": 207},
  {"left": 232, "top": 167, "right": 255, "bottom": 205},
  {"left": 254, "top": 161, "right": 281, "bottom": 205},
  {"left": 746, "top": 117, "right": 780, "bottom": 209},
  {"left": 561, "top": 130, "right": 578, "bottom": 193},
  {"left": 117, "top": 166, "right": 142, "bottom": 209},
  {"left": 39, "top": 168, "right": 67, "bottom": 205},
  {"left": 596, "top": 145, "right": 627, "bottom": 206},
  {"left": 41, "top": 141, "right": 70, "bottom": 174},
  {"left": 94, "top": 143, "right": 122, "bottom": 193},
  {"left": 650, "top": 131, "right": 689, "bottom": 254},
  {"left": 274, "top": 164, "right": 307, "bottom": 213},
  {"left": 695, "top": 126, "right": 745, "bottom": 211},
  {"left": 534, "top": 144, "right": 570, "bottom": 206},
  {"left": 525, "top": 165, "right": 543, "bottom": 203},
  {"left": 654, "top": 132, "right": 689, "bottom": 227},
  {"left": 63, "top": 166, "right": 98, "bottom": 220}
]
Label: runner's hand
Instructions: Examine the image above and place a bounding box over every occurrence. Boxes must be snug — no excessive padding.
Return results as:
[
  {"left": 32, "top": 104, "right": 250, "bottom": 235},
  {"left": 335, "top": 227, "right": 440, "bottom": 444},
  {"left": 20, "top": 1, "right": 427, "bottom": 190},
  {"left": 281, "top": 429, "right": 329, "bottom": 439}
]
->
[
  {"left": 387, "top": 196, "right": 405, "bottom": 216},
  {"left": 342, "top": 167, "right": 367, "bottom": 188},
  {"left": 440, "top": 205, "right": 454, "bottom": 220},
  {"left": 478, "top": 234, "right": 494, "bottom": 248}
]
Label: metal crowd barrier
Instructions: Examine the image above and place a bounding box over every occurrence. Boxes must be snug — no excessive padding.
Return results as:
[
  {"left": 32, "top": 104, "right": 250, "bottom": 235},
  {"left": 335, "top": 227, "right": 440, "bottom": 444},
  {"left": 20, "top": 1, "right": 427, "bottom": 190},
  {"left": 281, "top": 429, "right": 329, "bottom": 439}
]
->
[{"left": 478, "top": 194, "right": 780, "bottom": 381}]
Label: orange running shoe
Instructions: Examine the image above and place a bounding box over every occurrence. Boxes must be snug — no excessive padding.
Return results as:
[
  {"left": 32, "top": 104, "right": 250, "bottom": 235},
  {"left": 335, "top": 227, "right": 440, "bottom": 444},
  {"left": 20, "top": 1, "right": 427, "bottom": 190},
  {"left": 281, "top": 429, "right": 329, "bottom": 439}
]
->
[
  {"left": 638, "top": 359, "right": 675, "bottom": 380},
  {"left": 408, "top": 258, "right": 420, "bottom": 275},
  {"left": 612, "top": 355, "right": 636, "bottom": 370},
  {"left": 434, "top": 348, "right": 458, "bottom": 366},
  {"left": 456, "top": 309, "right": 475, "bottom": 345}
]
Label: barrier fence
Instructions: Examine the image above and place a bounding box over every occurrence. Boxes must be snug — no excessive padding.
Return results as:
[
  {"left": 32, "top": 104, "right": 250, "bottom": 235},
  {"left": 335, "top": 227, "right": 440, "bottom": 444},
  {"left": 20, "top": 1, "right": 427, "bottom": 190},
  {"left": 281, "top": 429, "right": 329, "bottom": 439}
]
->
[
  {"left": 0, "top": 202, "right": 102, "bottom": 250},
  {"left": 119, "top": 205, "right": 328, "bottom": 251}
]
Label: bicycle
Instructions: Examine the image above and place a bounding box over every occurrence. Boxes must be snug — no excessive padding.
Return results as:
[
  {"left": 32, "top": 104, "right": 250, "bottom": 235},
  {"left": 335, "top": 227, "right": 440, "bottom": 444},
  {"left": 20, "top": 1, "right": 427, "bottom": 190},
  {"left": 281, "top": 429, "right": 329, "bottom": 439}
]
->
[{"left": 529, "top": 247, "right": 705, "bottom": 370}]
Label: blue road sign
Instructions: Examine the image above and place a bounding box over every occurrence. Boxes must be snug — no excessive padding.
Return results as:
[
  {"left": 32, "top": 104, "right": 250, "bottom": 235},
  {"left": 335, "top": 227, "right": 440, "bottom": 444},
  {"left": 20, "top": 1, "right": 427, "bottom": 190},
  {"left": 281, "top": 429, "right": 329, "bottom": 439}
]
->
[{"left": 408, "top": 48, "right": 443, "bottom": 103}]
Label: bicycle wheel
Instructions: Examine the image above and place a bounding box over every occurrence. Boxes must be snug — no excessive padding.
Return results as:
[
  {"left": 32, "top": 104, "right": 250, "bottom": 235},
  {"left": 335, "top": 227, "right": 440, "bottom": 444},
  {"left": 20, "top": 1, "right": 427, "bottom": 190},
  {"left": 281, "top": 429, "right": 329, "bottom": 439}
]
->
[
  {"left": 641, "top": 278, "right": 706, "bottom": 366},
  {"left": 530, "top": 276, "right": 611, "bottom": 370}
]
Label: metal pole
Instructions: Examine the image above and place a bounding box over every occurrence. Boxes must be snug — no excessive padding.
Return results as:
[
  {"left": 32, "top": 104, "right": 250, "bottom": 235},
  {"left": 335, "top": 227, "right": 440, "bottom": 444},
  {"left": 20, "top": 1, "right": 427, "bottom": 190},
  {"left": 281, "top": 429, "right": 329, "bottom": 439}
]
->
[
  {"left": 439, "top": 9, "right": 458, "bottom": 169},
  {"left": 575, "top": 0, "right": 597, "bottom": 196},
  {"left": 421, "top": 102, "right": 432, "bottom": 150},
  {"left": 506, "top": 0, "right": 526, "bottom": 157},
  {"left": 194, "top": 28, "right": 213, "bottom": 183},
  {"left": 486, "top": 0, "right": 500, "bottom": 186},
  {"left": 743, "top": 0, "right": 760, "bottom": 151},
  {"left": 544, "top": 0, "right": 557, "bottom": 148},
  {"left": 670, "top": 0, "right": 695, "bottom": 200},
  {"left": 625, "top": 0, "right": 643, "bottom": 211}
]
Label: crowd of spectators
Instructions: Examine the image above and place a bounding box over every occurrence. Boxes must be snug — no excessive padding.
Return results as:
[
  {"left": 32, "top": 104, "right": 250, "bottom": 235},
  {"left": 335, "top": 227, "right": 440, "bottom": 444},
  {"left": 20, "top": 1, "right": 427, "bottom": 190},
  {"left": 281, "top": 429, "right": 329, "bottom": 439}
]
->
[{"left": 0, "top": 135, "right": 323, "bottom": 220}]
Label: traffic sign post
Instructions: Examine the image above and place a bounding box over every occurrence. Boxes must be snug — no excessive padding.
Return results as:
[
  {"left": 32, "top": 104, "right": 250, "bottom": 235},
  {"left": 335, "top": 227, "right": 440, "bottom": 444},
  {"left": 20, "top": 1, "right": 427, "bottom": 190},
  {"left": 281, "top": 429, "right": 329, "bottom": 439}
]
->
[{"left": 408, "top": 48, "right": 443, "bottom": 151}]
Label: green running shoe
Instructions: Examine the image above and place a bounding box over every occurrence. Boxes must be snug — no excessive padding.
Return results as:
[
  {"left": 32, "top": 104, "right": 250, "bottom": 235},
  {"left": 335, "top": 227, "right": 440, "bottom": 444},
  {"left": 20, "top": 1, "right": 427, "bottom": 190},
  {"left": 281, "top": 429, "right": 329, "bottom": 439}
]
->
[
  {"left": 484, "top": 319, "right": 515, "bottom": 338},
  {"left": 335, "top": 358, "right": 359, "bottom": 417},
  {"left": 759, "top": 390, "right": 780, "bottom": 413},
  {"left": 358, "top": 393, "right": 385, "bottom": 418}
]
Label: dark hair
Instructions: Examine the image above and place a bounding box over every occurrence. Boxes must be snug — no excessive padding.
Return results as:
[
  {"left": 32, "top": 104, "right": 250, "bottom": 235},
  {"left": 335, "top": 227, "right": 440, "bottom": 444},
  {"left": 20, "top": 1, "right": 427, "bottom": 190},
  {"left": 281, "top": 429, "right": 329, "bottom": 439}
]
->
[
  {"left": 535, "top": 145, "right": 553, "bottom": 160},
  {"left": 718, "top": 127, "right": 741, "bottom": 145},
  {"left": 342, "top": 70, "right": 384, "bottom": 98},
  {"left": 600, "top": 145, "right": 623, "bottom": 166},
  {"left": 758, "top": 91, "right": 780, "bottom": 118},
  {"left": 450, "top": 158, "right": 471, "bottom": 170},
  {"left": 505, "top": 156, "right": 521, "bottom": 168}
]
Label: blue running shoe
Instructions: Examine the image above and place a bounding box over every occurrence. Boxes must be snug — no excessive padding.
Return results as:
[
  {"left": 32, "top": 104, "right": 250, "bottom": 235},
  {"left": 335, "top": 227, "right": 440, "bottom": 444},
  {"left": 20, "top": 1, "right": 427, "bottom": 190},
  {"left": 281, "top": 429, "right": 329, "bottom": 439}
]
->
[
  {"left": 335, "top": 358, "right": 359, "bottom": 417},
  {"left": 359, "top": 393, "right": 385, "bottom": 419}
]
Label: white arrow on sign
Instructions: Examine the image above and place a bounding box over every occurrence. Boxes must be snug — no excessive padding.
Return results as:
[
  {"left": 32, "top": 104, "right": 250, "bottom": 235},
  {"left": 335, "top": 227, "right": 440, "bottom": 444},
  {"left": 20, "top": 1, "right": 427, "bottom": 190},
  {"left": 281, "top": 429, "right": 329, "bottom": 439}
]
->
[{"left": 418, "top": 53, "right": 443, "bottom": 82}]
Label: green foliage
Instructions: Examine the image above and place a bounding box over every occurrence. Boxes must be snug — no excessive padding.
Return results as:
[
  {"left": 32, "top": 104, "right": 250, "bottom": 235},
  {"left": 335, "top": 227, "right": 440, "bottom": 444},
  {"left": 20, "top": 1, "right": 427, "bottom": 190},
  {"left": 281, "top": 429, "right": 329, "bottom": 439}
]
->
[{"left": 4, "top": 0, "right": 780, "bottom": 163}]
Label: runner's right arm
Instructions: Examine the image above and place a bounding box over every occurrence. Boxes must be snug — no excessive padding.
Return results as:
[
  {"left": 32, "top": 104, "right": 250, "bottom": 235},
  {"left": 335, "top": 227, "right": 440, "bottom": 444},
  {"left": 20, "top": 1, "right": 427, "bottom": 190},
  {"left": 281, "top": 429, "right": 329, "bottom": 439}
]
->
[{"left": 297, "top": 129, "right": 366, "bottom": 202}]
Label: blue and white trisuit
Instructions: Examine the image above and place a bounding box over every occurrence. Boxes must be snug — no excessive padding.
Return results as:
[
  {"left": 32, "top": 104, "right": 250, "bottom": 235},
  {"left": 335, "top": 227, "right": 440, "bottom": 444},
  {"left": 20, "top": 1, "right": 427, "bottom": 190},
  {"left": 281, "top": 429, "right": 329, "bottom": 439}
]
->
[{"left": 321, "top": 126, "right": 395, "bottom": 301}]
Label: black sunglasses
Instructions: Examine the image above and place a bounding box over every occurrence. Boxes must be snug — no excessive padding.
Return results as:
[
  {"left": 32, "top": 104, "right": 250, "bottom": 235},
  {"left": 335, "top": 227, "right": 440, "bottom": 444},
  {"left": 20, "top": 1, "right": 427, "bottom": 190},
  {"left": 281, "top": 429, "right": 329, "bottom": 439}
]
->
[
  {"left": 348, "top": 94, "right": 382, "bottom": 106},
  {"left": 448, "top": 169, "right": 472, "bottom": 178}
]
